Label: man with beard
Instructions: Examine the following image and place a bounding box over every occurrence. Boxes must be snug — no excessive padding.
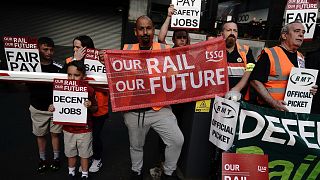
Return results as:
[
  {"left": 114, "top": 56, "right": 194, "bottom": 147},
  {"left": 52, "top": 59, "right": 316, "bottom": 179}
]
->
[
  {"left": 221, "top": 21, "right": 256, "bottom": 101},
  {"left": 211, "top": 22, "right": 256, "bottom": 180},
  {"left": 122, "top": 15, "right": 184, "bottom": 180},
  {"left": 249, "top": 21, "right": 317, "bottom": 111}
]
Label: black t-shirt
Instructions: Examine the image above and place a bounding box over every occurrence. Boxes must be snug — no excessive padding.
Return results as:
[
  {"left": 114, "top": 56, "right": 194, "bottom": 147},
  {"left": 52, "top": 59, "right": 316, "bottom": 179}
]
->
[
  {"left": 27, "top": 62, "right": 62, "bottom": 111},
  {"left": 250, "top": 46, "right": 298, "bottom": 83},
  {"left": 227, "top": 45, "right": 255, "bottom": 96}
]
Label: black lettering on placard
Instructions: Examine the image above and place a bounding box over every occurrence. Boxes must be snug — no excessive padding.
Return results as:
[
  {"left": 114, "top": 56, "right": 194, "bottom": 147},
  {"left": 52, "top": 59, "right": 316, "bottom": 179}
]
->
[
  {"left": 9, "top": 62, "right": 39, "bottom": 72},
  {"left": 287, "top": 100, "right": 308, "bottom": 107},
  {"left": 59, "top": 107, "right": 81, "bottom": 115},
  {"left": 172, "top": 18, "right": 198, "bottom": 27},
  {"left": 286, "top": 12, "right": 317, "bottom": 33},
  {"left": 85, "top": 63, "right": 106, "bottom": 73},
  {"left": 176, "top": 0, "right": 195, "bottom": 6},
  {"left": 5, "top": 51, "right": 14, "bottom": 61}
]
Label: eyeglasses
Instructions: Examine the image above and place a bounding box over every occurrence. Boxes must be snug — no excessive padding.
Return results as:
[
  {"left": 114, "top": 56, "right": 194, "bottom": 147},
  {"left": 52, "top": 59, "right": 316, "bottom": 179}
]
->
[{"left": 175, "top": 36, "right": 188, "bottom": 39}]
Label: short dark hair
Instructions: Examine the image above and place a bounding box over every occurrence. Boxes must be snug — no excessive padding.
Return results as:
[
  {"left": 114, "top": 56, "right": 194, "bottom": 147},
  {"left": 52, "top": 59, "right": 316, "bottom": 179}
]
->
[
  {"left": 73, "top": 35, "right": 95, "bottom": 49},
  {"left": 220, "top": 20, "right": 237, "bottom": 32},
  {"left": 172, "top": 29, "right": 190, "bottom": 45},
  {"left": 66, "top": 60, "right": 86, "bottom": 75},
  {"left": 38, "top": 37, "right": 54, "bottom": 47}
]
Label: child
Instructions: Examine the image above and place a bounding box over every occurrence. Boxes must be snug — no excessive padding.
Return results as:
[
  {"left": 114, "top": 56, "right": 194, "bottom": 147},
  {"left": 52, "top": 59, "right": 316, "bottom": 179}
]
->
[{"left": 48, "top": 60, "right": 97, "bottom": 179}]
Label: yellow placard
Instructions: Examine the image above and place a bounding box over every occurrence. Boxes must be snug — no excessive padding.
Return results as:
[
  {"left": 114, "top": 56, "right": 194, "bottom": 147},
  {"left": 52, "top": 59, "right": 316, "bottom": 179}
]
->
[{"left": 195, "top": 99, "right": 211, "bottom": 112}]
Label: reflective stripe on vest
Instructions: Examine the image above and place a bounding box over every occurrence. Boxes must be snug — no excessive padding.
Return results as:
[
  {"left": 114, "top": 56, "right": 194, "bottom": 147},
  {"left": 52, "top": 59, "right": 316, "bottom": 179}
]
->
[
  {"left": 260, "top": 47, "right": 302, "bottom": 102},
  {"left": 267, "top": 48, "right": 288, "bottom": 81},
  {"left": 126, "top": 44, "right": 133, "bottom": 50},
  {"left": 227, "top": 64, "right": 245, "bottom": 77},
  {"left": 227, "top": 43, "right": 249, "bottom": 77}
]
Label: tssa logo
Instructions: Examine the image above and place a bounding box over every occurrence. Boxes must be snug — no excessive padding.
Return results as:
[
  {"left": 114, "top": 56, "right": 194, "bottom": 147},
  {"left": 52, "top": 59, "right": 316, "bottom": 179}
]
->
[
  {"left": 290, "top": 72, "right": 315, "bottom": 86},
  {"left": 205, "top": 50, "right": 224, "bottom": 62},
  {"left": 213, "top": 102, "right": 237, "bottom": 119}
]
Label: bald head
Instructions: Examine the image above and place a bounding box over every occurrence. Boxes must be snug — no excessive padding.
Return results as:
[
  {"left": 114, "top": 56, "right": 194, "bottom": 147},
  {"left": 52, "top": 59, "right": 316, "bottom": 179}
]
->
[{"left": 135, "top": 15, "right": 155, "bottom": 48}]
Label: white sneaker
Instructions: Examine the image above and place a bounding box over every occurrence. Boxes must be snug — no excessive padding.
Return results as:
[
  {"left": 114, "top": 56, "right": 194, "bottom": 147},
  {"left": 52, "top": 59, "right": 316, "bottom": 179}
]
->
[{"left": 89, "top": 159, "right": 102, "bottom": 172}]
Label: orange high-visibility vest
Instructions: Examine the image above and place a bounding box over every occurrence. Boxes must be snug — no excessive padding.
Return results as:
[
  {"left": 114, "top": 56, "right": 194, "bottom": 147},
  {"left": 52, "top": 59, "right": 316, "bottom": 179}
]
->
[
  {"left": 258, "top": 46, "right": 304, "bottom": 104},
  {"left": 227, "top": 42, "right": 249, "bottom": 78},
  {"left": 123, "top": 42, "right": 170, "bottom": 111}
]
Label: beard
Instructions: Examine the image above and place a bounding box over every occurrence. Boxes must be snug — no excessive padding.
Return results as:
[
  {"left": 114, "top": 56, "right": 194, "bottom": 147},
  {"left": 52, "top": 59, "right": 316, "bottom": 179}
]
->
[
  {"left": 225, "top": 34, "right": 236, "bottom": 48},
  {"left": 139, "top": 35, "right": 151, "bottom": 45}
]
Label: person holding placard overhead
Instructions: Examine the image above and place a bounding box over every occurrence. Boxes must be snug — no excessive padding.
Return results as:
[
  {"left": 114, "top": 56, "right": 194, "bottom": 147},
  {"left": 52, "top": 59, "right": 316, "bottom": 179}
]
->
[
  {"left": 27, "top": 37, "right": 63, "bottom": 174},
  {"left": 158, "top": 4, "right": 190, "bottom": 48},
  {"left": 249, "top": 21, "right": 318, "bottom": 111},
  {"left": 49, "top": 60, "right": 97, "bottom": 179}
]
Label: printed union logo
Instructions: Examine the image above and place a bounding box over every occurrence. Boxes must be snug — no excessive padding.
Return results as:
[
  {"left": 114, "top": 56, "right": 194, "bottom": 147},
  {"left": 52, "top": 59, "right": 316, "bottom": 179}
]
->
[
  {"left": 213, "top": 102, "right": 236, "bottom": 119},
  {"left": 290, "top": 72, "right": 315, "bottom": 86},
  {"left": 257, "top": 166, "right": 267, "bottom": 173},
  {"left": 205, "top": 50, "right": 224, "bottom": 62}
]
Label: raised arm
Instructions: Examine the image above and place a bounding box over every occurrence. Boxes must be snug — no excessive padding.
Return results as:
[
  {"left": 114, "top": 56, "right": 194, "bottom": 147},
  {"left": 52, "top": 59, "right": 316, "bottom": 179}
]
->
[{"left": 158, "top": 4, "right": 174, "bottom": 44}]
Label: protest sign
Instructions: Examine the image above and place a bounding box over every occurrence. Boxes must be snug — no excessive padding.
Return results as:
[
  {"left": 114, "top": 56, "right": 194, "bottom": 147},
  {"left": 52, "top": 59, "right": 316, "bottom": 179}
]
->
[
  {"left": 285, "top": 0, "right": 318, "bottom": 39},
  {"left": 222, "top": 153, "right": 269, "bottom": 180},
  {"left": 52, "top": 79, "right": 88, "bottom": 126},
  {"left": 171, "top": 0, "right": 202, "bottom": 29},
  {"left": 209, "top": 96, "right": 240, "bottom": 151},
  {"left": 284, "top": 67, "right": 318, "bottom": 113},
  {"left": 3, "top": 36, "right": 41, "bottom": 72},
  {"left": 84, "top": 48, "right": 106, "bottom": 76},
  {"left": 104, "top": 37, "right": 228, "bottom": 112},
  {"left": 230, "top": 101, "right": 320, "bottom": 180}
]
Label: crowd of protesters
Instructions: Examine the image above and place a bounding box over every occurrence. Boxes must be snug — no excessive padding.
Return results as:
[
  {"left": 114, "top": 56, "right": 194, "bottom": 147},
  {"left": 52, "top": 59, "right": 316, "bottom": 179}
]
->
[{"left": 0, "top": 3, "right": 319, "bottom": 180}]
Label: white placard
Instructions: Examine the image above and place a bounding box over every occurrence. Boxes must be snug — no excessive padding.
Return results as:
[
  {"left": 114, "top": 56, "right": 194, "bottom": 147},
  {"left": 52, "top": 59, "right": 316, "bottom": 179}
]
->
[
  {"left": 284, "top": 0, "right": 318, "bottom": 39},
  {"left": 171, "top": 0, "right": 202, "bottom": 29},
  {"left": 284, "top": 67, "right": 318, "bottom": 113},
  {"left": 3, "top": 36, "right": 41, "bottom": 72},
  {"left": 84, "top": 48, "right": 107, "bottom": 83},
  {"left": 53, "top": 79, "right": 88, "bottom": 125},
  {"left": 209, "top": 96, "right": 240, "bottom": 151},
  {"left": 5, "top": 48, "right": 41, "bottom": 72}
]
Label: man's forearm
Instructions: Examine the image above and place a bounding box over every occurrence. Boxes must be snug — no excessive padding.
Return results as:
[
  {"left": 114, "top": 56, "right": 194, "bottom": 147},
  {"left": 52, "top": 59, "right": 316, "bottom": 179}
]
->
[{"left": 250, "top": 80, "right": 277, "bottom": 107}]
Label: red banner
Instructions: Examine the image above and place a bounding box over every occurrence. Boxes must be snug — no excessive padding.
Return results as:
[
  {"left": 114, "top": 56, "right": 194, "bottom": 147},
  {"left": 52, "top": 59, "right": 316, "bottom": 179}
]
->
[
  {"left": 104, "top": 37, "right": 229, "bottom": 112},
  {"left": 222, "top": 153, "right": 269, "bottom": 180}
]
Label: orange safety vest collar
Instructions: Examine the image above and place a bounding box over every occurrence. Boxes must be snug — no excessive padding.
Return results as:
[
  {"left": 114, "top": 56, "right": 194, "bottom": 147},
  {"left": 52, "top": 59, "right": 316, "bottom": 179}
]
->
[{"left": 123, "top": 42, "right": 170, "bottom": 111}]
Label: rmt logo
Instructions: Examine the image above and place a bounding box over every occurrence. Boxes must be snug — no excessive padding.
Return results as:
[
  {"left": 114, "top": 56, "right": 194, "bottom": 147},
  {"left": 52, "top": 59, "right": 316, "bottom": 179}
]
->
[
  {"left": 213, "top": 102, "right": 237, "bottom": 119},
  {"left": 290, "top": 72, "right": 315, "bottom": 86}
]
